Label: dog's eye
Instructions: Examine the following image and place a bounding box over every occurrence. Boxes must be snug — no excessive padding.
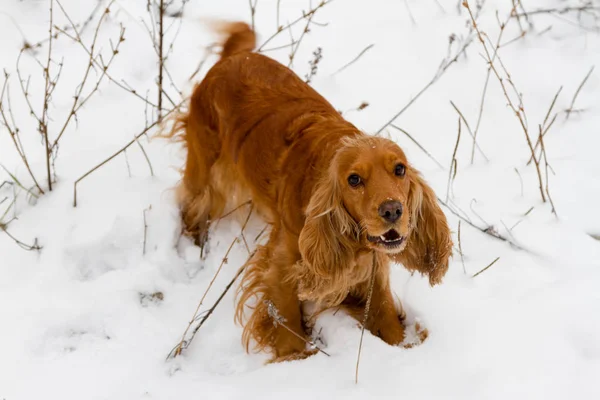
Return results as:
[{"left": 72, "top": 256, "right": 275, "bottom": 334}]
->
[
  {"left": 394, "top": 164, "right": 406, "bottom": 177},
  {"left": 347, "top": 174, "right": 362, "bottom": 187}
]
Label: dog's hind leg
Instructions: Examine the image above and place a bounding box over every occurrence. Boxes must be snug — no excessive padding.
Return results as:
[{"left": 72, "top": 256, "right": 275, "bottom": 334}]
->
[
  {"left": 176, "top": 99, "right": 225, "bottom": 254},
  {"left": 237, "top": 230, "right": 315, "bottom": 362}
]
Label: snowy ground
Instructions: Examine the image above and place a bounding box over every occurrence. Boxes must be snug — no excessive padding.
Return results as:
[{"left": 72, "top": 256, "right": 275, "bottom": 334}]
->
[{"left": 1, "top": 0, "right": 600, "bottom": 399}]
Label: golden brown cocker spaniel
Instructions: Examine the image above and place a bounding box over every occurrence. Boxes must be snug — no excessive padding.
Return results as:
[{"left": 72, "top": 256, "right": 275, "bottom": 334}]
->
[{"left": 169, "top": 22, "right": 453, "bottom": 362}]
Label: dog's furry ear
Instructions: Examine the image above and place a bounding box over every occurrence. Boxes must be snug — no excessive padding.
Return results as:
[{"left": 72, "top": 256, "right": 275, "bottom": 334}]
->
[
  {"left": 298, "top": 170, "right": 356, "bottom": 291},
  {"left": 392, "top": 171, "right": 453, "bottom": 286}
]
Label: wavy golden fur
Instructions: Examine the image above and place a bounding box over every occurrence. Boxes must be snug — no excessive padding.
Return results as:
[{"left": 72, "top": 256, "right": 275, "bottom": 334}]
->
[{"left": 169, "top": 21, "right": 453, "bottom": 362}]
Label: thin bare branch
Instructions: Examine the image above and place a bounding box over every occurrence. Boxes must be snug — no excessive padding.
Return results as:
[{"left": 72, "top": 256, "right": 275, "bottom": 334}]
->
[
  {"left": 135, "top": 138, "right": 155, "bottom": 177},
  {"left": 446, "top": 117, "right": 461, "bottom": 202},
  {"left": 458, "top": 221, "right": 466, "bottom": 274},
  {"left": 538, "top": 125, "right": 558, "bottom": 217},
  {"left": 389, "top": 124, "right": 444, "bottom": 169},
  {"left": 376, "top": 18, "right": 482, "bottom": 134},
  {"left": 1, "top": 225, "right": 42, "bottom": 251},
  {"left": 566, "top": 66, "right": 594, "bottom": 119},
  {"left": 169, "top": 204, "right": 255, "bottom": 359},
  {"left": 512, "top": 5, "right": 600, "bottom": 18},
  {"left": 158, "top": 0, "right": 165, "bottom": 121},
  {"left": 248, "top": 0, "right": 258, "bottom": 31},
  {"left": 265, "top": 299, "right": 330, "bottom": 357},
  {"left": 438, "top": 196, "right": 527, "bottom": 251},
  {"left": 41, "top": 0, "right": 56, "bottom": 191},
  {"left": 142, "top": 205, "right": 151, "bottom": 255},
  {"left": 73, "top": 102, "right": 183, "bottom": 207},
  {"left": 257, "top": 0, "right": 334, "bottom": 52},
  {"left": 450, "top": 100, "right": 489, "bottom": 162},
  {"left": 332, "top": 44, "right": 374, "bottom": 75},
  {"left": 464, "top": 1, "right": 547, "bottom": 203},
  {"left": 52, "top": 1, "right": 121, "bottom": 150},
  {"left": 472, "top": 256, "right": 500, "bottom": 278},
  {"left": 528, "top": 86, "right": 562, "bottom": 165},
  {"left": 355, "top": 252, "right": 377, "bottom": 384},
  {"left": 0, "top": 75, "right": 44, "bottom": 194},
  {"left": 55, "top": 25, "right": 159, "bottom": 109},
  {"left": 287, "top": 3, "right": 322, "bottom": 68}
]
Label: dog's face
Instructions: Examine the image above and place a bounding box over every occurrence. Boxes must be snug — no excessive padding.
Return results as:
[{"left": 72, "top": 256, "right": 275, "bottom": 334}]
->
[
  {"left": 301, "top": 134, "right": 451, "bottom": 287},
  {"left": 335, "top": 137, "right": 412, "bottom": 254}
]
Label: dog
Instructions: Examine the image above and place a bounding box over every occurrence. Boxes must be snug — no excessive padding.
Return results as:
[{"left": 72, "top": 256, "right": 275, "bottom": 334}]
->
[{"left": 168, "top": 21, "right": 452, "bottom": 362}]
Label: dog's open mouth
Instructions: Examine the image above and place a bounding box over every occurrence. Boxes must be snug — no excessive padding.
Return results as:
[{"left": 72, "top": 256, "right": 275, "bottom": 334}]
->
[{"left": 367, "top": 229, "right": 405, "bottom": 249}]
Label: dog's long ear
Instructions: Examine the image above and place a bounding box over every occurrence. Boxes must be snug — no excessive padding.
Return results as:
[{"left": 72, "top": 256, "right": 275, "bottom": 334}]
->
[
  {"left": 392, "top": 171, "right": 453, "bottom": 286},
  {"left": 298, "top": 169, "right": 356, "bottom": 284}
]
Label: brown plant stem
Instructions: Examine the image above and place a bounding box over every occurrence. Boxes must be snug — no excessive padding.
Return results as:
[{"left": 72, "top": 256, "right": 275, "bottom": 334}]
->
[
  {"left": 464, "top": 1, "right": 547, "bottom": 203},
  {"left": 42, "top": 0, "right": 55, "bottom": 191},
  {"left": 355, "top": 252, "right": 377, "bottom": 384},
  {"left": 73, "top": 102, "right": 183, "bottom": 207},
  {"left": 169, "top": 205, "right": 255, "bottom": 358},
  {"left": 472, "top": 256, "right": 500, "bottom": 278},
  {"left": 389, "top": 124, "right": 444, "bottom": 169}
]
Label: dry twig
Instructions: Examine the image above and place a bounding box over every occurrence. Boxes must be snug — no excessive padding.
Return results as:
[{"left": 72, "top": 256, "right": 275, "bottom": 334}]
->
[
  {"left": 249, "top": 0, "right": 258, "bottom": 31},
  {"left": 355, "top": 252, "right": 377, "bottom": 384},
  {"left": 41, "top": 0, "right": 56, "bottom": 191},
  {"left": 265, "top": 300, "right": 330, "bottom": 357},
  {"left": 169, "top": 205, "right": 255, "bottom": 358},
  {"left": 450, "top": 100, "right": 489, "bottom": 162},
  {"left": 0, "top": 74, "right": 44, "bottom": 194},
  {"left": 464, "top": 1, "right": 547, "bottom": 203},
  {"left": 1, "top": 225, "right": 42, "bottom": 251},
  {"left": 158, "top": 0, "right": 165, "bottom": 120},
  {"left": 472, "top": 256, "right": 500, "bottom": 278},
  {"left": 458, "top": 221, "right": 466, "bottom": 274},
  {"left": 287, "top": 3, "right": 322, "bottom": 68},
  {"left": 509, "top": 205, "right": 534, "bottom": 232},
  {"left": 52, "top": 1, "right": 124, "bottom": 151},
  {"left": 56, "top": 24, "right": 157, "bottom": 109},
  {"left": 377, "top": 2, "right": 485, "bottom": 134},
  {"left": 135, "top": 138, "right": 155, "bottom": 177},
  {"left": 3, "top": 0, "right": 124, "bottom": 198},
  {"left": 168, "top": 260, "right": 251, "bottom": 360},
  {"left": 446, "top": 117, "right": 461, "bottom": 202},
  {"left": 257, "top": 0, "right": 334, "bottom": 52},
  {"left": 73, "top": 102, "right": 184, "bottom": 207},
  {"left": 514, "top": 167, "right": 524, "bottom": 197},
  {"left": 332, "top": 44, "right": 374, "bottom": 75},
  {"left": 389, "top": 124, "right": 444, "bottom": 169},
  {"left": 438, "top": 196, "right": 526, "bottom": 251},
  {"left": 512, "top": 5, "right": 600, "bottom": 19},
  {"left": 143, "top": 205, "right": 151, "bottom": 255},
  {"left": 565, "top": 66, "right": 594, "bottom": 119},
  {"left": 305, "top": 47, "right": 323, "bottom": 84},
  {"left": 538, "top": 126, "right": 558, "bottom": 217},
  {"left": 527, "top": 86, "right": 562, "bottom": 165}
]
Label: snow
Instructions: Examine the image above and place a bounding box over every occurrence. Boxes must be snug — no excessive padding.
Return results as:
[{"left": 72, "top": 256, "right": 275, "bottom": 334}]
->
[{"left": 1, "top": 0, "right": 600, "bottom": 398}]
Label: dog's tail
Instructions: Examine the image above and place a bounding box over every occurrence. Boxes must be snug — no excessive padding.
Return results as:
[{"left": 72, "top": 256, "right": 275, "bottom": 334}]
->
[
  {"left": 213, "top": 21, "right": 256, "bottom": 59},
  {"left": 156, "top": 21, "right": 256, "bottom": 142}
]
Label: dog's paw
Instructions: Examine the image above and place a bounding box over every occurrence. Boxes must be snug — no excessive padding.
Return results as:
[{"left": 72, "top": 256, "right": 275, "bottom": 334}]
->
[
  {"left": 268, "top": 349, "right": 318, "bottom": 364},
  {"left": 401, "top": 321, "right": 429, "bottom": 349}
]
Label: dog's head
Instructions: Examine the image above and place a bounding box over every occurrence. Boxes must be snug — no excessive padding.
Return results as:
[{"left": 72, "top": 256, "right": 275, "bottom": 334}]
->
[
  {"left": 299, "top": 135, "right": 452, "bottom": 286},
  {"left": 334, "top": 136, "right": 412, "bottom": 254}
]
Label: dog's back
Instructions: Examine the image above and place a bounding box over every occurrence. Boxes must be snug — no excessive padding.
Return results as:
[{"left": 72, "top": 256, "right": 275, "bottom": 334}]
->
[{"left": 171, "top": 21, "right": 358, "bottom": 247}]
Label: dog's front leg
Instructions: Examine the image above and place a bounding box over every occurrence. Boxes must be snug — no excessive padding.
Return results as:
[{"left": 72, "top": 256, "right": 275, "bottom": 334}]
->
[
  {"left": 367, "top": 279, "right": 406, "bottom": 345},
  {"left": 261, "top": 260, "right": 316, "bottom": 362},
  {"left": 346, "top": 272, "right": 406, "bottom": 346}
]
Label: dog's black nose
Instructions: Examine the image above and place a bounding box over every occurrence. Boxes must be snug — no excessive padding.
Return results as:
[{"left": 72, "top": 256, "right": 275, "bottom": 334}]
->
[{"left": 378, "top": 200, "right": 402, "bottom": 223}]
